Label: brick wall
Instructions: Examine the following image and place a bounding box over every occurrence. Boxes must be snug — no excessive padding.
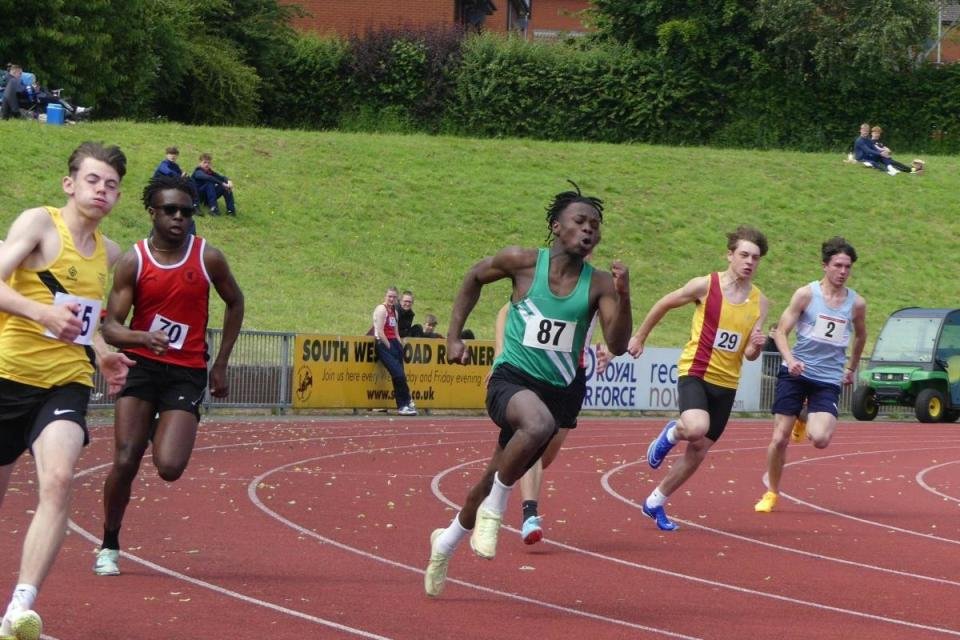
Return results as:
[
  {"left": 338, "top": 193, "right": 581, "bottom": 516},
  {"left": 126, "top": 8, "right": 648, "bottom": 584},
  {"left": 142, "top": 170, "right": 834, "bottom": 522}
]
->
[
  {"left": 289, "top": 0, "right": 455, "bottom": 36},
  {"left": 531, "top": 0, "right": 592, "bottom": 35}
]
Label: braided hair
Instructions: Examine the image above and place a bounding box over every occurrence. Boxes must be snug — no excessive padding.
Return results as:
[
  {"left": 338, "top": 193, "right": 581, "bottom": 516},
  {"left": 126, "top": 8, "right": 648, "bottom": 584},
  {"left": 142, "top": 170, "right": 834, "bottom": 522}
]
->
[
  {"left": 141, "top": 174, "right": 197, "bottom": 209},
  {"left": 544, "top": 180, "right": 603, "bottom": 244}
]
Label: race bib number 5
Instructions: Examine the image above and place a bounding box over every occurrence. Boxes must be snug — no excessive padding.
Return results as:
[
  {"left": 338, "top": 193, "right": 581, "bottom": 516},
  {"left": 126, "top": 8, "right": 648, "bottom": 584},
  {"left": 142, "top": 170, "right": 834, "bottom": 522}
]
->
[
  {"left": 44, "top": 293, "right": 101, "bottom": 346},
  {"left": 713, "top": 329, "right": 742, "bottom": 353},
  {"left": 522, "top": 314, "right": 577, "bottom": 352},
  {"left": 148, "top": 313, "right": 189, "bottom": 350}
]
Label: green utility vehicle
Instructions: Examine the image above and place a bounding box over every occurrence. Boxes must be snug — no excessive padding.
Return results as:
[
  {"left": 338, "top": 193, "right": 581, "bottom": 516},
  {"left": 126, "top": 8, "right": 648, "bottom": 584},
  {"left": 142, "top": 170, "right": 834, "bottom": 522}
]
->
[{"left": 852, "top": 308, "right": 960, "bottom": 423}]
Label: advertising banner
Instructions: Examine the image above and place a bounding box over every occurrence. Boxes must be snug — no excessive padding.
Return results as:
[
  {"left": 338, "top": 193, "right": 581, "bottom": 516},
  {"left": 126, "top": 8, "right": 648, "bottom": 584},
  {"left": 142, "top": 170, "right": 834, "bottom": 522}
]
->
[
  {"left": 293, "top": 335, "right": 763, "bottom": 411},
  {"left": 293, "top": 335, "right": 494, "bottom": 409}
]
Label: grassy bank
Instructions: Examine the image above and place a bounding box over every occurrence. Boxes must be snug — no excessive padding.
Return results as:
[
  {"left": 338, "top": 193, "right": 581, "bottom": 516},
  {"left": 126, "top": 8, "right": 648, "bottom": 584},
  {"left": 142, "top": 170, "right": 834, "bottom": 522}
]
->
[{"left": 0, "top": 119, "right": 956, "bottom": 351}]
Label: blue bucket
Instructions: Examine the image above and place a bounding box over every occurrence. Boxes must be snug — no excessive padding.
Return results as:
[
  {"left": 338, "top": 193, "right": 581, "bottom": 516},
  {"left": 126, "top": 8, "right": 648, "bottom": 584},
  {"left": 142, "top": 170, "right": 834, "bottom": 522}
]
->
[{"left": 46, "top": 103, "right": 65, "bottom": 126}]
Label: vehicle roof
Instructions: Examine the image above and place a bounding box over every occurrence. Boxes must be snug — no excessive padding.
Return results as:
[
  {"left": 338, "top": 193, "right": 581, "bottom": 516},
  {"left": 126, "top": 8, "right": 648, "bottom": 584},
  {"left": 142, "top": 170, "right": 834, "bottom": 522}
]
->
[{"left": 889, "top": 307, "right": 960, "bottom": 319}]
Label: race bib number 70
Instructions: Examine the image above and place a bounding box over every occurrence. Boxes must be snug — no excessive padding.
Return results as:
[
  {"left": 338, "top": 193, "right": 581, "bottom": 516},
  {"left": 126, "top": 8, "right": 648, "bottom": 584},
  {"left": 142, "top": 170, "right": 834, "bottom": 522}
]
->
[
  {"left": 522, "top": 314, "right": 577, "bottom": 352},
  {"left": 148, "top": 313, "right": 189, "bottom": 350}
]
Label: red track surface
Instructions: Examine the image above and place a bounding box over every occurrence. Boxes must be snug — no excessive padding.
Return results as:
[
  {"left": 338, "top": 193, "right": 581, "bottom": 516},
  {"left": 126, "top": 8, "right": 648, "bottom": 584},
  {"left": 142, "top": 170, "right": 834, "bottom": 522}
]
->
[{"left": 1, "top": 417, "right": 958, "bottom": 639}]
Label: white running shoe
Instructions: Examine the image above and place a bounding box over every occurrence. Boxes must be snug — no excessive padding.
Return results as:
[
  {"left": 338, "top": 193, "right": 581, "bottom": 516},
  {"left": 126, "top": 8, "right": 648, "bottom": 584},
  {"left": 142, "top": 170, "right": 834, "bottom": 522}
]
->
[
  {"left": 397, "top": 404, "right": 417, "bottom": 416},
  {"left": 94, "top": 548, "right": 120, "bottom": 576},
  {"left": 470, "top": 507, "right": 502, "bottom": 559},
  {"left": 424, "top": 529, "right": 450, "bottom": 597}
]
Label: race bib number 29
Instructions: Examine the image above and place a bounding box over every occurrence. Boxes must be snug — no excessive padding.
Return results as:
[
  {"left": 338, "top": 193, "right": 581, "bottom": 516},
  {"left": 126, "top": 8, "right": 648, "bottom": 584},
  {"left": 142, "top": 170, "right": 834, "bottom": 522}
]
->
[
  {"left": 713, "top": 329, "right": 742, "bottom": 353},
  {"left": 522, "top": 314, "right": 577, "bottom": 352},
  {"left": 45, "top": 293, "right": 101, "bottom": 346}
]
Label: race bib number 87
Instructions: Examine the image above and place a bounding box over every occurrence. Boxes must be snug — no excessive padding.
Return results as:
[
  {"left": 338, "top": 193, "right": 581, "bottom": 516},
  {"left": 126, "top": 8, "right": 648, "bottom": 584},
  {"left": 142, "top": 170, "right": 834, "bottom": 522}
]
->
[{"left": 522, "top": 315, "right": 577, "bottom": 353}]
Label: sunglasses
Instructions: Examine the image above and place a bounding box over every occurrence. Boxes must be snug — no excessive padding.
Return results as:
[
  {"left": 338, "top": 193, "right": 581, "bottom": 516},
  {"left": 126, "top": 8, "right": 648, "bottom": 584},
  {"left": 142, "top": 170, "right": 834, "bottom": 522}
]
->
[{"left": 152, "top": 204, "right": 197, "bottom": 218}]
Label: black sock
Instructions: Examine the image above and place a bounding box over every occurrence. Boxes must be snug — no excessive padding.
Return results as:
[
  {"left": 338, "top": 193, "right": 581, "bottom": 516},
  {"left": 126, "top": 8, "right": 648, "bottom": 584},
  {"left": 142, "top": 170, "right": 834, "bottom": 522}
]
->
[
  {"left": 521, "top": 500, "right": 538, "bottom": 524},
  {"left": 102, "top": 527, "right": 120, "bottom": 551}
]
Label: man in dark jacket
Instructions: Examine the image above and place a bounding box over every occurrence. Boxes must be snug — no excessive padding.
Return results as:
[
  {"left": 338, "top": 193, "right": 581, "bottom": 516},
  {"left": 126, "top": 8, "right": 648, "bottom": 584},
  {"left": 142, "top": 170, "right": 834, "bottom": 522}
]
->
[{"left": 192, "top": 152, "right": 237, "bottom": 216}]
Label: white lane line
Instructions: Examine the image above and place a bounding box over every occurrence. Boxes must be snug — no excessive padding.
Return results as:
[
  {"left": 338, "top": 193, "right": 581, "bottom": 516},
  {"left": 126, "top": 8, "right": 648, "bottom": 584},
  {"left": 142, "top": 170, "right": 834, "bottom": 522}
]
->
[
  {"left": 432, "top": 449, "right": 960, "bottom": 636},
  {"left": 916, "top": 460, "right": 960, "bottom": 503}
]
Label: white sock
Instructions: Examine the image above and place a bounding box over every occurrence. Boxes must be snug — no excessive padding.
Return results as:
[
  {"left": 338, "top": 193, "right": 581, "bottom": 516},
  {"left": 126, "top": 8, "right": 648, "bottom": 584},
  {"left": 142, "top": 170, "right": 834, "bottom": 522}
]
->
[
  {"left": 666, "top": 424, "right": 679, "bottom": 444},
  {"left": 646, "top": 488, "right": 668, "bottom": 508},
  {"left": 436, "top": 514, "right": 470, "bottom": 555},
  {"left": 479, "top": 472, "right": 513, "bottom": 515}
]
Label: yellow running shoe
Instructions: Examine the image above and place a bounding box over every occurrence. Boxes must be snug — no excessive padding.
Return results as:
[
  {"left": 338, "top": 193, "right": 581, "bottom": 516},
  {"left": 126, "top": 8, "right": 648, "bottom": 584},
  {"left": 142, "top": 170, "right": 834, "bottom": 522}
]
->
[
  {"left": 754, "top": 491, "right": 778, "bottom": 513},
  {"left": 424, "top": 529, "right": 450, "bottom": 597},
  {"left": 790, "top": 417, "right": 807, "bottom": 443},
  {"left": 470, "top": 507, "right": 502, "bottom": 559},
  {"left": 10, "top": 610, "right": 42, "bottom": 640}
]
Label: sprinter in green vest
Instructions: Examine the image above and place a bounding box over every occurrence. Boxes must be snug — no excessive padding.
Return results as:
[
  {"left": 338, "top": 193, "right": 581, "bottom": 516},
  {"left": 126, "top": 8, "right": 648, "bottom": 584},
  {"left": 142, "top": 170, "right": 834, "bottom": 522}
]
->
[{"left": 424, "top": 182, "right": 632, "bottom": 597}]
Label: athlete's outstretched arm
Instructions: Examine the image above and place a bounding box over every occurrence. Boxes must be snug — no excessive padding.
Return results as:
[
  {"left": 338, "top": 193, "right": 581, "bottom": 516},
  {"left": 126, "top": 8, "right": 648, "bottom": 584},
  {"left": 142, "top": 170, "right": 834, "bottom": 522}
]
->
[
  {"left": 446, "top": 246, "right": 535, "bottom": 365},
  {"left": 628, "top": 275, "right": 708, "bottom": 357},
  {"left": 0, "top": 208, "right": 82, "bottom": 341}
]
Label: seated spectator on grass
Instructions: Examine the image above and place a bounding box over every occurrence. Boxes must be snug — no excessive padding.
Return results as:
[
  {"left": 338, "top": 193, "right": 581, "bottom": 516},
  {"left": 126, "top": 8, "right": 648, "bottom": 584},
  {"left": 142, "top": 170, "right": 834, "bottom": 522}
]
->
[
  {"left": 192, "top": 152, "right": 237, "bottom": 216},
  {"left": 154, "top": 147, "right": 200, "bottom": 207},
  {"left": 870, "top": 126, "right": 914, "bottom": 174},
  {"left": 852, "top": 122, "right": 898, "bottom": 176}
]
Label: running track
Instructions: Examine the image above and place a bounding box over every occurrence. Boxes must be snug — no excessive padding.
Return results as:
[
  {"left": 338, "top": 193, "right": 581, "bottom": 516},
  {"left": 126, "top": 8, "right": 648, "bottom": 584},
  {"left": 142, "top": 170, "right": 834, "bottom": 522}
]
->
[{"left": 0, "top": 417, "right": 958, "bottom": 639}]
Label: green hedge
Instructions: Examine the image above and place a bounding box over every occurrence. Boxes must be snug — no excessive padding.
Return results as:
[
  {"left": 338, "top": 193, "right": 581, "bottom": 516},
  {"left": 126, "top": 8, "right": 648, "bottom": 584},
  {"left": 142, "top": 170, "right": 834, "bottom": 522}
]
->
[
  {"left": 267, "top": 35, "right": 349, "bottom": 129},
  {"left": 276, "top": 29, "right": 960, "bottom": 153}
]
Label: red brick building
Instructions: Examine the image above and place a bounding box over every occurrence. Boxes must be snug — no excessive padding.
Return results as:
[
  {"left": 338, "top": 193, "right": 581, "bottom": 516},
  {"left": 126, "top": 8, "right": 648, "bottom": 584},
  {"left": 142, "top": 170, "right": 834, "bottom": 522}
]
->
[{"left": 286, "top": 0, "right": 593, "bottom": 40}]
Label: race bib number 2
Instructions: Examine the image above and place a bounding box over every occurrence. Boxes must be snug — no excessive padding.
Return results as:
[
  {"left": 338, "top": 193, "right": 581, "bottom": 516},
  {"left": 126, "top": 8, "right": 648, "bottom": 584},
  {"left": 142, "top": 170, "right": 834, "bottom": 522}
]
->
[
  {"left": 812, "top": 314, "right": 848, "bottom": 345},
  {"left": 522, "top": 314, "right": 577, "bottom": 352},
  {"left": 44, "top": 293, "right": 101, "bottom": 346},
  {"left": 148, "top": 313, "right": 189, "bottom": 350}
]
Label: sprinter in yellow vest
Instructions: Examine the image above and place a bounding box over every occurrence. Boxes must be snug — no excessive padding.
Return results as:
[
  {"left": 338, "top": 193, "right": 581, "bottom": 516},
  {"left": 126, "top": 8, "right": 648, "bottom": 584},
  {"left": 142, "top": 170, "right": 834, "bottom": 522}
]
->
[
  {"left": 424, "top": 182, "right": 632, "bottom": 597},
  {"left": 0, "top": 142, "right": 135, "bottom": 639},
  {"left": 628, "top": 226, "right": 769, "bottom": 532}
]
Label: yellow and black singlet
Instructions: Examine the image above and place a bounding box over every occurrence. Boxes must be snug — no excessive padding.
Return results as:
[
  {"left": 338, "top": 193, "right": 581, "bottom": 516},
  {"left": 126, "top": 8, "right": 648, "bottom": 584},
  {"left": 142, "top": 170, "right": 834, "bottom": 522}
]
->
[{"left": 0, "top": 207, "right": 107, "bottom": 388}]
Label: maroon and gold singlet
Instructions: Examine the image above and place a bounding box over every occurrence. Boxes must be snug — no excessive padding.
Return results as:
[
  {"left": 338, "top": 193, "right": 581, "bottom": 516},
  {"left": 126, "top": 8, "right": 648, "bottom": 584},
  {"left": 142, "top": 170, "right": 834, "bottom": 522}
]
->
[{"left": 677, "top": 272, "right": 762, "bottom": 389}]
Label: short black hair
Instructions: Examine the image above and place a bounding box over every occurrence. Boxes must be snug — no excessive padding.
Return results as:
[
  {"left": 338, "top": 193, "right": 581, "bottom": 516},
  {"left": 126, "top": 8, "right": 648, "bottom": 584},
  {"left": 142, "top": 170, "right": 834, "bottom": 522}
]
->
[
  {"left": 141, "top": 174, "right": 197, "bottom": 209},
  {"left": 544, "top": 180, "right": 603, "bottom": 244}
]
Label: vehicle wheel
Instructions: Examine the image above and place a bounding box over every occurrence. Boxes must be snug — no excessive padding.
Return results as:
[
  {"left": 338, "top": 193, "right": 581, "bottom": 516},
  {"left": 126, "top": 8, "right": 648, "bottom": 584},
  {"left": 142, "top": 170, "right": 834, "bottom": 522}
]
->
[
  {"left": 915, "top": 388, "right": 946, "bottom": 423},
  {"left": 851, "top": 386, "right": 878, "bottom": 421}
]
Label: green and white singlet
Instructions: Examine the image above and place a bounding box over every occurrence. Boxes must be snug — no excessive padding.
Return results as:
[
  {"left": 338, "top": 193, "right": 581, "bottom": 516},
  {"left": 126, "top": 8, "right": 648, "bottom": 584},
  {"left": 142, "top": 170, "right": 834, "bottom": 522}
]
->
[{"left": 494, "top": 248, "right": 593, "bottom": 387}]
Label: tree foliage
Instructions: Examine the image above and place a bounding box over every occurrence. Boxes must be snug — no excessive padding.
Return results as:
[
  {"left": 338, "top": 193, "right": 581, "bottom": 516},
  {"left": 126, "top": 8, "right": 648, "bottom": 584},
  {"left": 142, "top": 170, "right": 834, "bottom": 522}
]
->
[{"left": 755, "top": 0, "right": 935, "bottom": 82}]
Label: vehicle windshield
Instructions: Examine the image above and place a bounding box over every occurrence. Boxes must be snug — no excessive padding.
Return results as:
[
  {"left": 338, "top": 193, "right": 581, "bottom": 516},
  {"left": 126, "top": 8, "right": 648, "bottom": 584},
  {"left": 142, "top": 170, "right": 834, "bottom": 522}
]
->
[{"left": 871, "top": 317, "right": 941, "bottom": 363}]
